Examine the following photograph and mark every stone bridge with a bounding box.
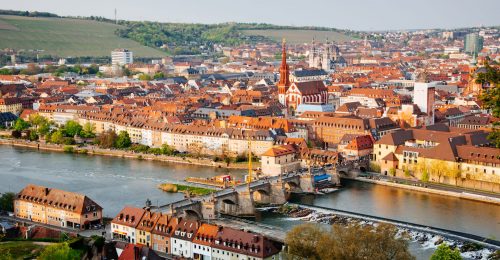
[157,173,315,220]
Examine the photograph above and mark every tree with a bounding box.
[0,192,15,212]
[189,142,205,158]
[478,64,500,147]
[161,143,175,155]
[64,120,82,137]
[50,130,65,144]
[286,223,414,260]
[389,168,396,177]
[153,72,165,79]
[80,122,96,138]
[138,73,151,81]
[430,243,462,260]
[38,243,81,260]
[97,130,118,149]
[13,118,30,132]
[115,131,132,149]
[285,223,323,260]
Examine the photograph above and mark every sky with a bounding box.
[0,0,499,31]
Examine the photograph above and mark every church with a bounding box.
[278,40,328,115]
[308,39,347,71]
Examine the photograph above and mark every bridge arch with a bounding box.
[222,198,236,205]
[183,209,202,220]
[252,189,270,204]
[284,181,301,193]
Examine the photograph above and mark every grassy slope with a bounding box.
[242,29,356,44]
[0,15,165,57]
[0,241,47,259]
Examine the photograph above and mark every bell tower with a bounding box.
[278,38,290,106]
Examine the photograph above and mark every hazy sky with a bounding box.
[1,0,499,31]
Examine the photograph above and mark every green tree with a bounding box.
[478,64,500,147]
[115,131,132,148]
[13,118,30,131]
[153,72,165,79]
[80,122,96,138]
[0,192,15,212]
[430,243,462,260]
[38,243,81,260]
[138,73,151,81]
[64,120,82,137]
[161,143,175,155]
[50,130,65,144]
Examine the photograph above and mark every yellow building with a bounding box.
[0,98,22,116]
[372,128,500,192]
[14,184,103,229]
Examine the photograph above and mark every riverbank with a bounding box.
[346,176,500,205]
[271,204,500,259]
[0,138,250,170]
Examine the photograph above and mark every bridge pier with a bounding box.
[299,174,315,193]
[270,180,287,205]
[236,189,255,217]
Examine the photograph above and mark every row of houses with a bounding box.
[111,206,283,260]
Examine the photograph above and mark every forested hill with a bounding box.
[0,9,357,56]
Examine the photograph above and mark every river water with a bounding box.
[1,145,499,259]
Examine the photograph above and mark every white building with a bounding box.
[171,219,198,258]
[413,82,436,125]
[112,49,133,66]
[261,144,301,176]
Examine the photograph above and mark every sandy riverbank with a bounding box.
[0,138,250,170]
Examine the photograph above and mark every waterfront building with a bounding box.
[112,49,133,66]
[136,210,161,247]
[14,184,103,230]
[151,214,178,254]
[171,219,199,258]
[0,97,23,116]
[111,206,146,244]
[192,223,219,260]
[373,127,500,192]
[261,144,301,176]
[211,226,282,260]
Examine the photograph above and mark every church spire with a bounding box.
[278,38,290,87]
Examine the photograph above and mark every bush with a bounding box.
[369,162,381,173]
[78,149,88,154]
[63,137,75,145]
[129,144,150,153]
[63,146,74,153]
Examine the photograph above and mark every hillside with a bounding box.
[241,29,356,44]
[0,15,165,58]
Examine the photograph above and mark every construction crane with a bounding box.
[247,133,252,185]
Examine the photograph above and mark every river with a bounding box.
[1,145,499,259]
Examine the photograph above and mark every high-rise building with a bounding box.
[111,48,133,66]
[464,33,484,54]
[413,82,436,125]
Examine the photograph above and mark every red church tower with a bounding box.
[278,39,290,105]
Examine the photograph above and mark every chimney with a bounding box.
[44,187,50,196]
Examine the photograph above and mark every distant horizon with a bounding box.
[0,0,499,31]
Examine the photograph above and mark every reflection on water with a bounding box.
[0,146,244,216]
